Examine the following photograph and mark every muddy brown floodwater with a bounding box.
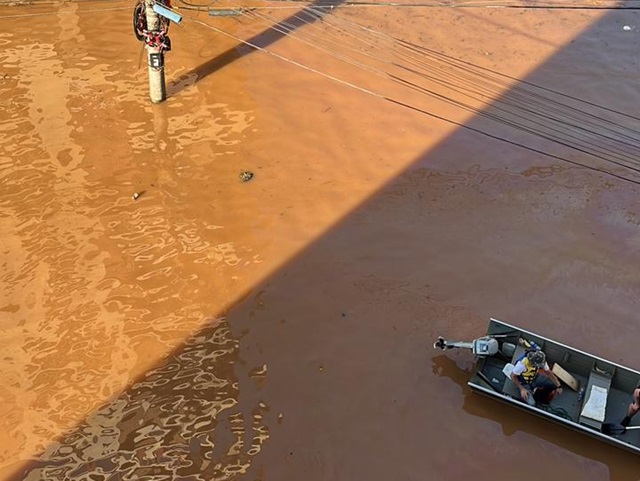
[2,0,640,480]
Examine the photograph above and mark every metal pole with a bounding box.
[145,0,166,103]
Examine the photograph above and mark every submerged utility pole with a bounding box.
[145,0,166,103]
[133,0,180,102]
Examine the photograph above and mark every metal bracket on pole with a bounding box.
[152,3,182,24]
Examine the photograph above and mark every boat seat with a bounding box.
[579,369,613,430]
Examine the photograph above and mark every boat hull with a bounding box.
[465,318,640,455]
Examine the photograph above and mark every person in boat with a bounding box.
[510,350,563,406]
[621,381,640,427]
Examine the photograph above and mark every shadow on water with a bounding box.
[170,0,345,96]
[432,354,640,481]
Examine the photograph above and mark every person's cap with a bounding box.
[527,350,546,368]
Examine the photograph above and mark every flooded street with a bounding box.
[2,0,640,480]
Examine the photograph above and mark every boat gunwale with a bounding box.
[489,317,640,377]
[468,381,640,454]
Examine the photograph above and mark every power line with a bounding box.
[231,5,640,171]
[7,0,639,185]
[253,0,640,10]
[185,11,640,186]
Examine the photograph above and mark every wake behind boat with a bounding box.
[435,318,640,455]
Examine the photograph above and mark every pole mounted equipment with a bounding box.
[133,0,173,102]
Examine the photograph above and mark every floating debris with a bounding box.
[239,171,254,182]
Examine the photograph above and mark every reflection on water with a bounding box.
[13,320,268,481]
[432,354,640,481]
[0,5,262,475]
[129,99,254,154]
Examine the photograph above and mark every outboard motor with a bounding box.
[434,335,499,357]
